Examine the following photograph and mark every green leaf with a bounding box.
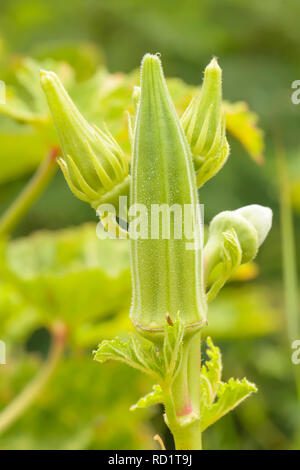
[0,122,49,185]
[200,337,222,405]
[0,57,75,125]
[94,316,185,383]
[94,335,163,380]
[0,354,154,450]
[201,377,257,432]
[0,281,40,342]
[0,223,131,338]
[200,337,257,432]
[130,384,163,411]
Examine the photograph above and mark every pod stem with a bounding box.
[0,147,59,238]
[164,332,202,450]
[171,417,202,450]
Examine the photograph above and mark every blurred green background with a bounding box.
[0,0,299,450]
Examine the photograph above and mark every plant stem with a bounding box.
[275,139,300,399]
[0,147,59,238]
[164,332,202,450]
[276,144,299,340]
[171,417,202,450]
[0,321,66,435]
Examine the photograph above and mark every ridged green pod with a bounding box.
[130,54,207,340]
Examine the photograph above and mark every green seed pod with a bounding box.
[181,58,229,187]
[204,204,272,285]
[40,70,130,212]
[130,54,207,341]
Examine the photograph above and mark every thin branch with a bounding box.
[0,147,59,238]
[0,321,67,435]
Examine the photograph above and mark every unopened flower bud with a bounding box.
[40,70,130,212]
[234,204,273,247]
[181,58,229,187]
[204,205,272,290]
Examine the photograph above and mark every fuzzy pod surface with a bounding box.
[130,54,207,340]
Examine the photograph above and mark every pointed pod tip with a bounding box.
[205,57,222,79]
[140,53,165,92]
[40,69,55,81]
[141,53,163,76]
[142,53,162,66]
[207,56,221,69]
[40,69,59,90]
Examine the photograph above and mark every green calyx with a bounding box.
[130,54,207,340]
[181,58,229,187]
[40,70,130,211]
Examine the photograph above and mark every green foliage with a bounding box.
[95,316,185,383]
[200,338,257,431]
[0,281,39,342]
[201,377,257,432]
[0,354,155,450]
[0,223,131,344]
[0,124,49,185]
[103,335,257,438]
[0,58,61,124]
[201,337,222,403]
[94,336,163,380]
[130,385,163,412]
[224,101,264,165]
